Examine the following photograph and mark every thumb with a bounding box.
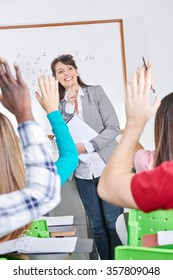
[35,91,42,104]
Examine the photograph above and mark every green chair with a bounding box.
[115,245,173,260]
[115,209,173,260]
[128,209,173,247]
[25,219,50,238]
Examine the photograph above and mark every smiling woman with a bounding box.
[50,53,124,260]
[51,54,88,102]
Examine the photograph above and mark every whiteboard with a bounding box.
[0,20,126,134]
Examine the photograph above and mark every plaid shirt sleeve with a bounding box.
[0,121,61,238]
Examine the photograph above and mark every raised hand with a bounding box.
[125,64,160,128]
[66,84,78,105]
[36,75,59,113]
[76,143,87,154]
[0,58,33,123]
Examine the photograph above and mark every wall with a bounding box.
[0,0,172,148]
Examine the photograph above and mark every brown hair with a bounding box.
[154,92,173,167]
[51,54,89,101]
[0,113,30,242]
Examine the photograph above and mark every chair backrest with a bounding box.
[128,209,173,246]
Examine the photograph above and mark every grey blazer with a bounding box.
[60,85,120,163]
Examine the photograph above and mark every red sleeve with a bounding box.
[131,161,173,212]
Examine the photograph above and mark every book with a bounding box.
[142,231,173,247]
[157,230,173,246]
[0,236,77,255]
[49,226,76,237]
[37,216,74,227]
[141,234,158,247]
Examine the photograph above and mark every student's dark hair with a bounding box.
[51,54,89,101]
[154,92,173,167]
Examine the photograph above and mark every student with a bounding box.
[0,58,59,241]
[36,75,78,186]
[134,92,173,173]
[97,63,173,213]
[115,92,173,245]
[51,54,123,260]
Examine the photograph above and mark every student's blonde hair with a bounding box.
[0,113,30,242]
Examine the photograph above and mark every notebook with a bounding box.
[142,234,158,247]
[142,231,173,247]
[37,216,74,227]
[0,236,77,254]
[66,115,98,162]
[157,230,173,246]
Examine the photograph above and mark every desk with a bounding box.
[49,179,98,260]
[1,238,93,260]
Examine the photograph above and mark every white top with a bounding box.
[65,87,105,179]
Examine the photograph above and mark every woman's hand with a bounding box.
[66,85,78,105]
[76,143,87,154]
[36,75,59,114]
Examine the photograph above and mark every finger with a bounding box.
[35,91,42,103]
[67,91,75,99]
[0,62,4,81]
[0,88,2,102]
[136,66,140,76]
[151,73,155,87]
[14,63,23,85]
[1,59,15,84]
[74,89,78,98]
[138,66,145,96]
[132,72,138,96]
[0,61,9,88]
[48,75,54,95]
[54,79,59,98]
[144,65,152,97]
[38,76,46,97]
[43,75,50,94]
[126,81,132,100]
[146,60,152,69]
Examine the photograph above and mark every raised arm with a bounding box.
[0,58,60,238]
[36,76,78,185]
[97,64,160,209]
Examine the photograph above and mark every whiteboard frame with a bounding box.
[0,19,127,91]
[0,19,127,132]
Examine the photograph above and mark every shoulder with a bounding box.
[134,150,155,173]
[83,85,104,93]
[84,85,106,100]
[131,160,173,211]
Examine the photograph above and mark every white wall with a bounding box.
[0,0,173,149]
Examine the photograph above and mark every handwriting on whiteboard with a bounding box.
[14,51,95,98]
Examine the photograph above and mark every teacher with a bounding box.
[51,54,123,260]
